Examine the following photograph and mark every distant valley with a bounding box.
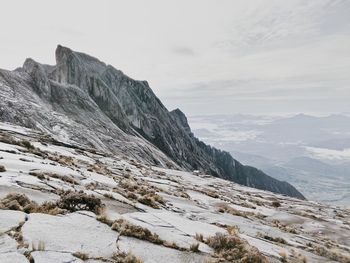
[189,114,350,208]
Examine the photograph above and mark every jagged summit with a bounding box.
[0,45,305,199]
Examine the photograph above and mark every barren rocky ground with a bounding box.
[0,122,349,263]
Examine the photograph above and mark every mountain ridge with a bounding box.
[0,45,304,199]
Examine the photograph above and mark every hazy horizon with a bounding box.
[1,0,349,116]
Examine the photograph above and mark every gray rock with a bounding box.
[0,45,304,199]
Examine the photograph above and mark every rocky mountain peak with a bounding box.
[170,108,192,134]
[0,45,305,199]
[55,44,73,65]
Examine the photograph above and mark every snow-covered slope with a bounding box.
[0,123,348,263]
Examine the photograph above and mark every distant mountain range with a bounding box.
[189,114,350,207]
[0,45,304,199]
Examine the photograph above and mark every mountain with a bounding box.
[0,123,348,263]
[0,45,304,199]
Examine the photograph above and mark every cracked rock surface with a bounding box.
[0,123,348,263]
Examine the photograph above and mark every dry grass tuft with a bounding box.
[195,233,204,242]
[206,232,267,263]
[48,155,76,167]
[138,193,165,209]
[173,189,190,199]
[257,232,287,245]
[271,220,299,234]
[0,191,103,215]
[29,171,79,185]
[73,252,89,261]
[201,189,219,199]
[190,243,200,252]
[111,219,163,245]
[279,250,287,262]
[216,203,248,218]
[312,244,350,263]
[96,213,114,227]
[0,193,63,215]
[271,201,281,207]
[0,165,6,172]
[87,162,112,175]
[111,251,144,263]
[57,190,103,214]
[118,179,165,208]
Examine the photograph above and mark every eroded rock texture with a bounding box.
[0,45,304,199]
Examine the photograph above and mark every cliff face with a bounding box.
[0,45,304,199]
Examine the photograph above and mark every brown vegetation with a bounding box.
[57,190,103,214]
[111,219,163,245]
[257,232,288,245]
[0,165,6,172]
[271,201,281,207]
[29,171,79,185]
[206,232,267,263]
[190,243,200,252]
[0,193,63,215]
[216,203,266,219]
[111,251,144,263]
[73,252,89,261]
[118,179,165,208]
[0,191,103,215]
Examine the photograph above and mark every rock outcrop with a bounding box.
[0,123,348,263]
[0,45,304,199]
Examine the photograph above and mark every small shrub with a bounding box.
[111,219,163,245]
[272,201,281,207]
[190,243,200,252]
[0,165,6,172]
[195,233,204,242]
[1,192,104,215]
[312,244,350,263]
[73,252,89,261]
[0,193,64,215]
[57,190,103,214]
[202,189,219,198]
[97,214,114,227]
[112,251,143,263]
[257,232,287,244]
[29,171,79,185]
[138,194,162,209]
[206,232,267,263]
[126,192,138,200]
[119,179,165,208]
[50,173,79,185]
[20,140,35,150]
[279,250,287,262]
[0,193,35,211]
[175,191,190,199]
[216,203,246,217]
[103,193,115,199]
[164,241,180,250]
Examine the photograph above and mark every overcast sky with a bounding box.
[1,0,349,116]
